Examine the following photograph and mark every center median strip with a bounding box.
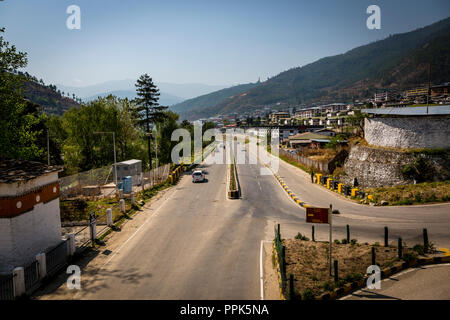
[272,171,312,209]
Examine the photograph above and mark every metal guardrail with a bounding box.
[24,260,40,293]
[0,274,15,300]
[46,240,69,276]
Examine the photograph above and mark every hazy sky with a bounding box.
[1,0,449,87]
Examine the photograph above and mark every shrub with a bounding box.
[301,288,315,300]
[413,244,425,255]
[341,239,348,244]
[374,242,380,247]
[323,281,334,292]
[311,275,318,281]
[334,239,340,244]
[73,198,88,211]
[402,252,418,264]
[344,273,363,283]
[350,239,358,245]
[295,233,310,241]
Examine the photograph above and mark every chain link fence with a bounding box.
[60,165,113,199]
[60,163,171,199]
[142,164,170,189]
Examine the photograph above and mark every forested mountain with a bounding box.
[181,17,450,120]
[170,82,261,120]
[22,78,80,115]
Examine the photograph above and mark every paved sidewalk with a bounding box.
[341,263,450,300]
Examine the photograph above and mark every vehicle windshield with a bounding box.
[193,172,202,176]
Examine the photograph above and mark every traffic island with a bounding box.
[272,228,449,300]
[228,157,240,199]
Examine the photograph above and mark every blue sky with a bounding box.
[1,0,449,87]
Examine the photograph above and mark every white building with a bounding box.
[114,159,143,186]
[0,159,63,274]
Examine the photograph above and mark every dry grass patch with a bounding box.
[284,239,411,298]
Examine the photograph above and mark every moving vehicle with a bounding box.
[192,170,206,183]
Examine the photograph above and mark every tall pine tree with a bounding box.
[134,74,167,169]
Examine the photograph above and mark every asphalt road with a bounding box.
[39,137,449,300]
[66,141,302,299]
[256,146,450,249]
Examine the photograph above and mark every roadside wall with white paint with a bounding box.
[364,115,450,149]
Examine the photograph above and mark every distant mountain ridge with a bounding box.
[84,90,184,106]
[170,82,261,120]
[58,80,229,101]
[180,17,450,120]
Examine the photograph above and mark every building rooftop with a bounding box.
[361,106,450,116]
[0,158,62,184]
[116,159,142,166]
[288,132,330,140]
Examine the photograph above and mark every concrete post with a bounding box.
[131,192,135,206]
[13,267,25,297]
[66,234,75,256]
[36,253,46,280]
[119,189,124,199]
[106,208,113,227]
[120,199,125,213]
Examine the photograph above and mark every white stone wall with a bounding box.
[364,116,450,149]
[0,172,58,197]
[0,198,62,273]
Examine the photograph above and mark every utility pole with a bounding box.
[47,129,50,165]
[93,132,117,189]
[154,124,158,169]
[426,63,431,114]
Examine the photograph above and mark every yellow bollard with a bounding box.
[169,175,173,184]
[316,173,322,184]
[338,183,344,193]
[327,178,333,189]
[351,188,359,197]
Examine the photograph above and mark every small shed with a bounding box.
[113,159,142,186]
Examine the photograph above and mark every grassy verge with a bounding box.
[365,180,450,206]
[230,163,237,190]
[267,146,313,174]
[60,179,173,223]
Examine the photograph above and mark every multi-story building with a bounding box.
[269,111,290,124]
[431,82,450,96]
[324,103,347,113]
[374,91,398,102]
[405,87,428,98]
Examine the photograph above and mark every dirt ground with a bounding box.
[284,239,410,298]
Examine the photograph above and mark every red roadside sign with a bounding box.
[306,207,329,224]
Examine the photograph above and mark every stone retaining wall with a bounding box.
[365,115,450,149]
[340,145,450,188]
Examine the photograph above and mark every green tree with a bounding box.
[157,111,180,165]
[0,27,47,160]
[346,110,366,137]
[134,74,168,169]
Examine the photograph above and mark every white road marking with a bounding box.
[260,240,268,300]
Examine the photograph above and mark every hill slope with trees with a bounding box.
[181,17,450,120]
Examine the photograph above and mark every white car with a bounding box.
[192,170,205,183]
